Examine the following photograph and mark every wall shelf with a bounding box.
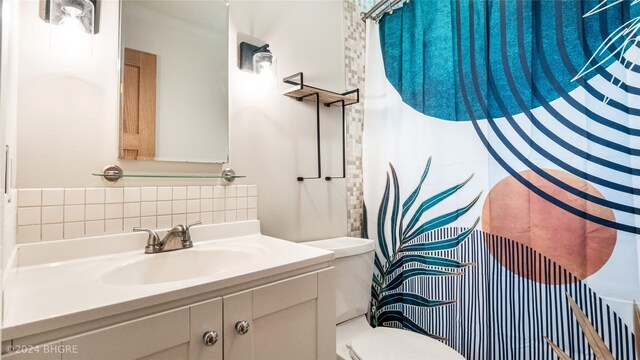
[92,166,243,183]
[282,72,359,182]
[283,79,359,108]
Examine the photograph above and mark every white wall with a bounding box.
[122,1,228,163]
[14,0,348,242]
[228,0,348,241]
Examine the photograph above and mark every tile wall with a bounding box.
[344,0,372,237]
[16,185,258,243]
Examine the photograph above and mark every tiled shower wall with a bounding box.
[344,0,372,237]
[16,185,258,243]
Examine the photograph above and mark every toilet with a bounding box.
[304,237,464,360]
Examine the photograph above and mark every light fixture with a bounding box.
[40,0,99,35]
[239,42,276,75]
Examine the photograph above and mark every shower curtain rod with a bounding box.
[361,0,408,22]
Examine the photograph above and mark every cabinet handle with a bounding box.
[235,320,250,335]
[202,330,219,346]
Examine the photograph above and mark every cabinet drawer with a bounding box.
[61,307,189,360]
[252,271,318,318]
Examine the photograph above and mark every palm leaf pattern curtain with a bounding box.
[363,0,640,359]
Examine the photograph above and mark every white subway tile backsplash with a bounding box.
[187,199,200,213]
[225,210,237,222]
[124,187,141,203]
[158,201,173,215]
[86,188,105,204]
[105,219,123,234]
[64,188,85,205]
[85,220,105,236]
[42,206,63,224]
[172,187,187,200]
[124,202,141,218]
[172,214,187,226]
[201,186,213,199]
[141,202,157,216]
[15,184,258,242]
[18,207,41,226]
[42,223,63,241]
[187,186,200,199]
[172,200,187,214]
[157,187,172,201]
[18,225,41,243]
[141,187,157,201]
[123,217,140,231]
[225,198,237,210]
[201,199,213,212]
[157,201,172,215]
[213,186,225,198]
[213,198,225,211]
[64,222,85,239]
[18,189,42,207]
[157,215,172,229]
[140,216,156,229]
[105,188,124,203]
[237,197,248,210]
[225,185,237,198]
[213,211,225,224]
[236,209,248,221]
[201,212,213,224]
[64,205,85,222]
[105,203,123,219]
[42,188,64,206]
[187,213,200,224]
[85,204,105,220]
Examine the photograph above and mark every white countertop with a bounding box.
[2,221,334,340]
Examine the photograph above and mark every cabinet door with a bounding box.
[189,298,223,360]
[224,268,335,360]
[61,307,190,360]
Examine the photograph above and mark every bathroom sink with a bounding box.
[102,248,256,285]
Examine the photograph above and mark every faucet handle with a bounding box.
[181,221,202,245]
[186,221,202,231]
[133,227,158,237]
[133,227,160,252]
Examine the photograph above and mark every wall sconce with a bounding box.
[239,42,276,75]
[39,0,99,34]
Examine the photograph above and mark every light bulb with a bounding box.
[59,6,85,34]
[253,51,273,75]
[256,61,271,74]
[50,6,92,56]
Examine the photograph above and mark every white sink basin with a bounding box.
[102,248,257,285]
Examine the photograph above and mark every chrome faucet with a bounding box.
[134,221,202,254]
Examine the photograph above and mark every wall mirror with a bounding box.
[118,0,229,163]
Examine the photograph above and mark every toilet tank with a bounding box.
[304,237,375,324]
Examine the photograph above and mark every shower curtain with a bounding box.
[362,1,640,359]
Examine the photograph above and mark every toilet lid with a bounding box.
[347,326,464,360]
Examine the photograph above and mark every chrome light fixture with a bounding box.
[239,42,276,75]
[40,0,99,34]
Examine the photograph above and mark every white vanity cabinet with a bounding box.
[60,299,220,360]
[4,299,222,360]
[223,269,335,360]
[4,268,335,360]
